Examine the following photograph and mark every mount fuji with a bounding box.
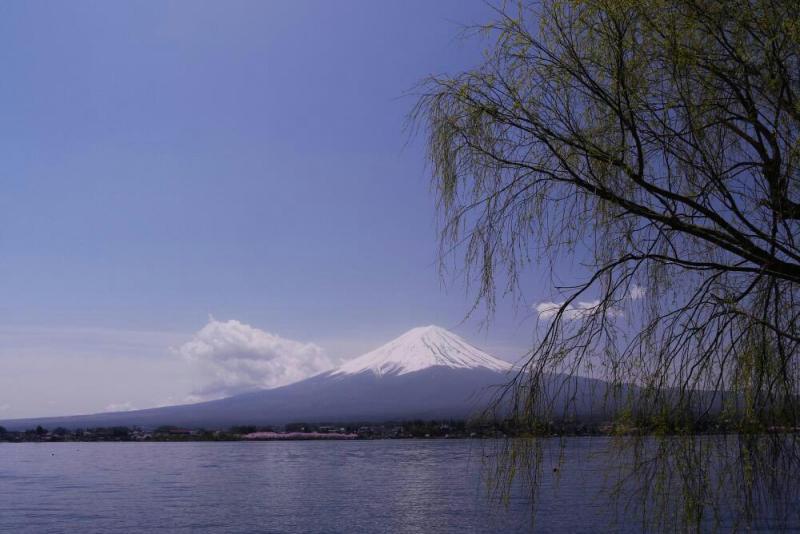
[1,326,604,430]
[331,325,513,377]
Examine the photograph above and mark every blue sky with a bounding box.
[0,0,565,418]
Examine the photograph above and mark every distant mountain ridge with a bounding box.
[0,325,613,431]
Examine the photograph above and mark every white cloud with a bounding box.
[176,318,335,399]
[105,402,135,412]
[629,284,646,300]
[535,299,622,321]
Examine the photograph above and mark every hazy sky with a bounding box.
[0,0,575,419]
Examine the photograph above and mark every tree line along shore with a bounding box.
[2,415,797,443]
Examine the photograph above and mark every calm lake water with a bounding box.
[0,437,797,532]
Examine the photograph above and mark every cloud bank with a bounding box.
[536,300,601,320]
[629,284,646,300]
[176,318,335,399]
[535,283,648,321]
[105,402,135,412]
[535,299,624,321]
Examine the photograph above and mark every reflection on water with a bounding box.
[489,433,800,532]
[615,434,800,531]
[0,437,797,532]
[0,440,532,533]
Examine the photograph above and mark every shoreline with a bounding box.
[2,429,797,444]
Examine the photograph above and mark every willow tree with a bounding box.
[415,0,800,429]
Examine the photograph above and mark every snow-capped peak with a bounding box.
[331,325,514,377]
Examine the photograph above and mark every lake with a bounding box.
[1,437,797,532]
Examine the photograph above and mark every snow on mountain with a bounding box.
[331,325,514,377]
